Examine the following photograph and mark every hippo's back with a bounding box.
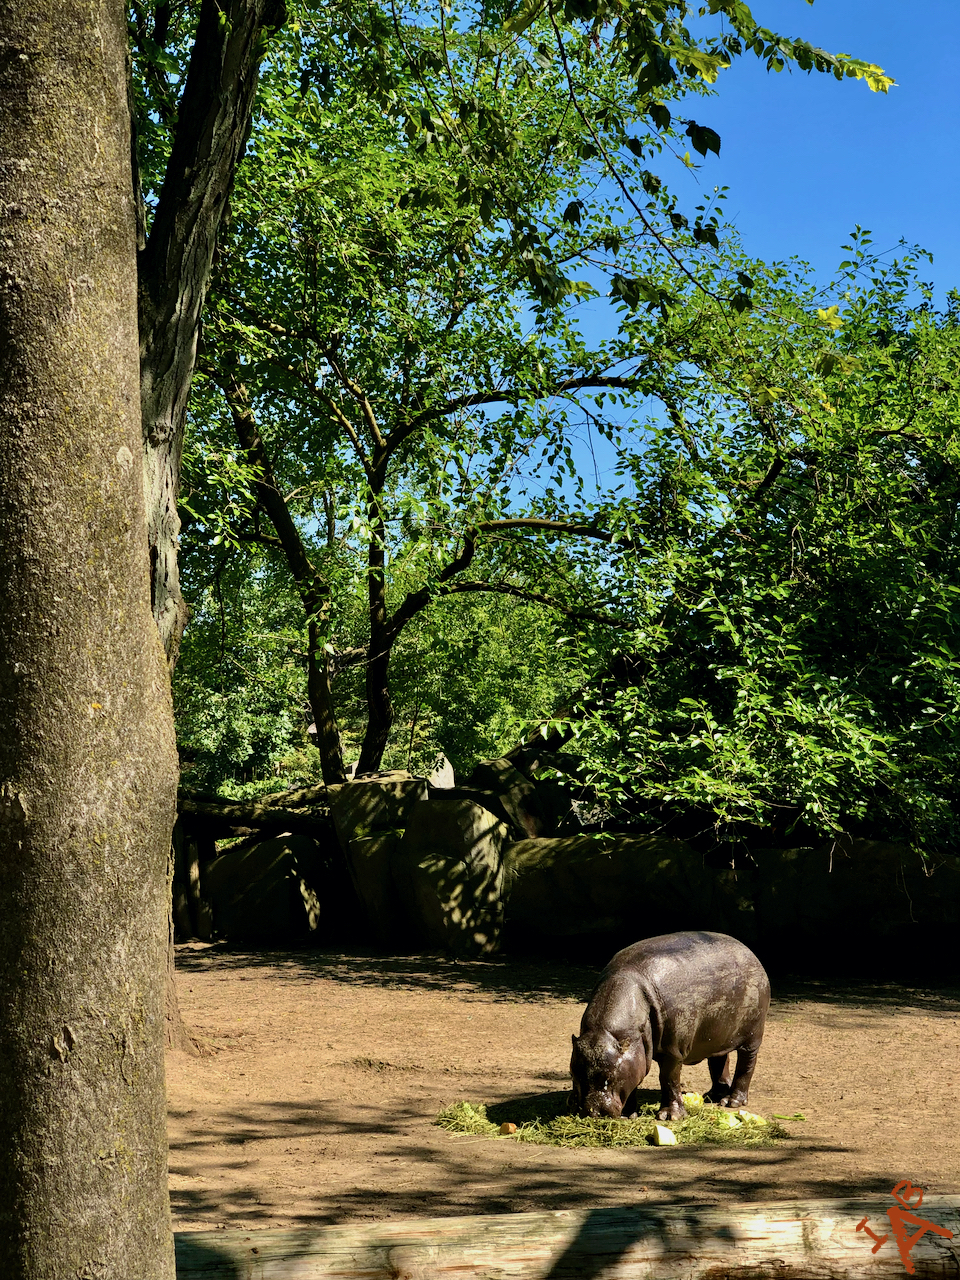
[604,930,763,983]
[595,931,770,1045]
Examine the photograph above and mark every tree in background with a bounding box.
[182,6,666,784]
[177,0,893,791]
[562,240,960,855]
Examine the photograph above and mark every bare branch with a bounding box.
[386,513,642,643]
[327,355,386,451]
[475,517,640,549]
[384,374,640,461]
[438,580,633,628]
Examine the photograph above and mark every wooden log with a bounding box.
[178,782,334,811]
[177,797,331,836]
[174,1197,960,1279]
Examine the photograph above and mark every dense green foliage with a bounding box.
[141,0,960,858]
[564,245,960,852]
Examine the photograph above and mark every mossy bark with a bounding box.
[0,2,179,1275]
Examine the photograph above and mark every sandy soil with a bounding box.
[166,944,960,1233]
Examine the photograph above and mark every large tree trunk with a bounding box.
[357,636,394,774]
[173,1198,960,1280]
[357,490,394,774]
[0,1,179,1275]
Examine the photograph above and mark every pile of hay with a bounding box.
[435,1093,788,1149]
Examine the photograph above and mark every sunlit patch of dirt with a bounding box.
[167,944,960,1231]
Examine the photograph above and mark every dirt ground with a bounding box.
[166,944,960,1233]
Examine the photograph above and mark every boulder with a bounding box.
[330,772,428,849]
[428,755,456,788]
[393,795,508,956]
[461,757,544,838]
[346,832,404,948]
[201,834,330,944]
[330,773,429,939]
[504,747,586,834]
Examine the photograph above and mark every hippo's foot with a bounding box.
[656,1102,686,1122]
[708,1091,748,1109]
[705,1086,732,1107]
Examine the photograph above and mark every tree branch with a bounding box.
[216,373,347,784]
[385,515,642,643]
[475,517,639,549]
[384,374,640,462]
[327,355,386,451]
[437,580,633,628]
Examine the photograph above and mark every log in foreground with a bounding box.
[175,1197,960,1279]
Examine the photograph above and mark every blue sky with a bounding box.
[528,5,958,504]
[670,0,959,298]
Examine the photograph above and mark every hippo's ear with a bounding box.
[571,1033,578,1048]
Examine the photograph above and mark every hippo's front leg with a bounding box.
[656,1057,686,1121]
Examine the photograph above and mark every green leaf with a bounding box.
[562,200,584,226]
[503,0,547,35]
[685,121,721,157]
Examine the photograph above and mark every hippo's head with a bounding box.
[570,1030,647,1119]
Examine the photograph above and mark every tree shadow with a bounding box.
[174,944,960,1014]
[771,975,960,1017]
[168,1091,899,1231]
[174,942,599,1003]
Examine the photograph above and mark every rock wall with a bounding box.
[202,834,329,945]
[502,832,960,968]
[188,757,960,970]
[331,772,507,955]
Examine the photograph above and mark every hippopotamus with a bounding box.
[570,931,770,1122]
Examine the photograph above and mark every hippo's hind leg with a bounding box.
[725,1043,760,1108]
[705,1053,734,1105]
[707,1045,760,1108]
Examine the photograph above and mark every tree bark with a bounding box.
[138,0,286,666]
[357,634,394,775]
[173,1198,960,1280]
[0,1,179,1273]
[357,480,394,774]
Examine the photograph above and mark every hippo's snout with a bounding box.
[582,1090,623,1119]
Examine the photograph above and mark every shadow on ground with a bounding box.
[174,944,599,1003]
[167,1089,900,1230]
[175,943,960,1013]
